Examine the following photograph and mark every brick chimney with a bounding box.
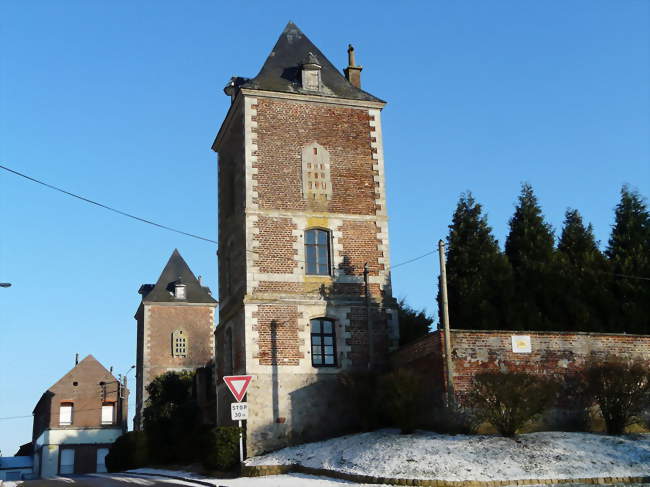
[343,44,363,88]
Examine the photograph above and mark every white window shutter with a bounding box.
[59,404,72,425]
[101,404,114,424]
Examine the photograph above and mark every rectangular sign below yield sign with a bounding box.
[231,402,248,421]
[223,375,253,402]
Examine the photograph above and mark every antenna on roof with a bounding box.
[75,353,79,366]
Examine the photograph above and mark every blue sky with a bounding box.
[1,0,648,455]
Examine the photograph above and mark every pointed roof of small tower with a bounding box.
[140,249,217,304]
[239,21,383,103]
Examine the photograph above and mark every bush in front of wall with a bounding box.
[584,357,650,435]
[377,368,424,434]
[465,371,559,437]
[202,426,241,472]
[427,403,481,435]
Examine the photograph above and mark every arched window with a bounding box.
[310,318,336,367]
[172,330,188,358]
[305,228,330,275]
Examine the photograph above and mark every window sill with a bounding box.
[305,275,332,283]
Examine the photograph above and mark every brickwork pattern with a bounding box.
[254,99,377,214]
[393,330,650,399]
[253,216,298,274]
[253,305,304,365]
[337,220,383,276]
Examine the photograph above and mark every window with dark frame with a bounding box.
[305,228,330,275]
[310,318,336,367]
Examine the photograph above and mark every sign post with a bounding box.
[223,375,253,463]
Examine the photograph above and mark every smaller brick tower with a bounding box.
[134,249,217,429]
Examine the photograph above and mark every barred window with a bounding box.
[311,318,336,367]
[305,228,330,275]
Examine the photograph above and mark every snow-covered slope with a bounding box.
[246,430,650,481]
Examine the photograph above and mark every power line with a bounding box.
[0,164,217,244]
[4,165,646,281]
[1,163,437,272]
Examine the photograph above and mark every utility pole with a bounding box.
[364,263,373,370]
[438,240,454,406]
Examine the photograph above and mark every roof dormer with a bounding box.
[301,52,322,92]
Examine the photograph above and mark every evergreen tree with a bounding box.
[444,192,512,330]
[556,209,610,331]
[605,186,650,334]
[143,371,205,464]
[505,183,557,330]
[397,298,433,345]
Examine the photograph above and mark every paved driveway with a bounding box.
[21,472,392,487]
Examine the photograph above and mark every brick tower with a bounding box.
[134,249,217,429]
[213,22,398,454]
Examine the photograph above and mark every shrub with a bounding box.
[465,371,558,437]
[338,371,383,431]
[105,431,148,472]
[427,404,480,435]
[584,358,650,435]
[543,373,591,432]
[377,368,424,434]
[202,426,241,471]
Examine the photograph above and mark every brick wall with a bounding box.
[393,329,650,400]
[253,216,298,274]
[338,220,383,276]
[253,305,304,366]
[254,98,378,215]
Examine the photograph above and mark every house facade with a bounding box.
[31,355,127,478]
[134,249,218,429]
[213,22,399,454]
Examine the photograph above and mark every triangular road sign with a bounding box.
[223,375,252,402]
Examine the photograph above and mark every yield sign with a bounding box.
[223,375,252,402]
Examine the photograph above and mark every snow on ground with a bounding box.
[246,429,650,481]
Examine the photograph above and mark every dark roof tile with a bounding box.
[141,249,217,304]
[239,22,384,103]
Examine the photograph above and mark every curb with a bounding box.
[241,464,650,486]
[121,471,220,487]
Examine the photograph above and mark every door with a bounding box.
[59,449,75,475]
[96,448,109,473]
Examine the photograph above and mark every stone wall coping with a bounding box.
[242,463,650,486]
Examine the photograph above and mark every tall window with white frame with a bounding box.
[310,318,336,367]
[305,228,330,275]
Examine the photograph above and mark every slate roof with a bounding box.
[237,21,384,103]
[140,249,216,304]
